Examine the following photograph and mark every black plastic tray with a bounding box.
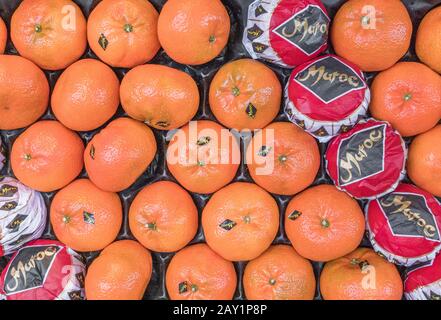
[1,0,440,300]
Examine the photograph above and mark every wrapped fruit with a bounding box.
[243,0,329,68]
[0,239,86,300]
[325,119,406,199]
[366,183,441,267]
[0,136,5,171]
[0,177,47,257]
[285,54,369,142]
[404,253,441,300]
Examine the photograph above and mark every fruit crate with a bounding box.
[0,0,440,300]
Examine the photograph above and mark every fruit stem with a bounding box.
[190,284,198,292]
[232,87,240,97]
[34,24,42,33]
[321,218,330,228]
[403,93,412,101]
[361,16,370,26]
[146,222,157,231]
[209,35,216,43]
[243,215,251,224]
[124,23,133,33]
[269,278,276,286]
[24,154,32,161]
[62,215,71,224]
[278,155,288,163]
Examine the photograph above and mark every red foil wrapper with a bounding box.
[0,239,85,300]
[405,253,441,300]
[366,183,441,267]
[243,0,329,68]
[285,54,369,142]
[325,119,406,199]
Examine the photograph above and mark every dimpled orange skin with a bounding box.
[285,185,365,262]
[120,64,199,131]
[370,62,441,137]
[11,121,84,192]
[320,248,403,300]
[416,7,441,74]
[0,17,6,53]
[331,0,412,72]
[407,125,441,197]
[87,0,160,68]
[50,179,122,252]
[52,59,120,132]
[158,0,230,65]
[243,245,316,300]
[129,181,198,253]
[246,122,320,195]
[84,117,157,192]
[209,59,281,130]
[166,243,237,300]
[11,0,87,70]
[166,120,240,194]
[202,182,279,261]
[0,55,49,130]
[85,240,152,300]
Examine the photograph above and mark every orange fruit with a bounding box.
[129,181,198,253]
[320,247,403,300]
[84,117,157,192]
[11,0,87,70]
[243,245,316,300]
[416,6,441,73]
[0,54,49,130]
[50,179,122,252]
[158,0,230,65]
[166,243,237,300]
[370,62,441,137]
[407,125,441,197]
[166,120,240,194]
[51,58,120,132]
[87,0,160,68]
[120,64,199,130]
[284,184,365,262]
[202,182,279,261]
[209,59,281,130]
[246,122,320,195]
[11,120,84,192]
[85,240,152,300]
[331,0,412,72]
[0,17,6,53]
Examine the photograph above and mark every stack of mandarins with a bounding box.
[2,0,441,302]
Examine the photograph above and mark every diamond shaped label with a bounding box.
[294,56,366,104]
[272,4,329,56]
[378,192,441,241]
[337,124,386,186]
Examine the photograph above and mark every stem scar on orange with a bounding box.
[284,184,365,262]
[246,122,320,195]
[129,181,198,253]
[158,0,230,65]
[84,117,157,192]
[11,0,87,70]
[50,179,122,252]
[202,182,279,261]
[370,62,441,137]
[243,245,316,300]
[120,64,199,131]
[166,243,237,300]
[87,0,160,68]
[209,59,281,130]
[320,247,403,300]
[11,120,84,192]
